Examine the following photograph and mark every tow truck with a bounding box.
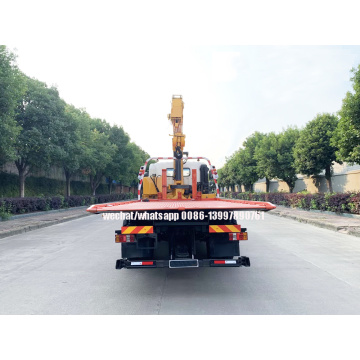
[87,95,276,269]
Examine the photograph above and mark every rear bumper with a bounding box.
[116,256,250,269]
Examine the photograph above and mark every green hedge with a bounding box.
[0,172,108,197]
[221,191,360,215]
[0,193,136,219]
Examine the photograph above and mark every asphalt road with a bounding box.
[1,212,360,315]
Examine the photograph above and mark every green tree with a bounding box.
[79,115,149,195]
[123,142,149,187]
[219,157,237,191]
[88,117,112,134]
[254,132,277,192]
[276,127,300,192]
[105,125,131,194]
[14,76,67,197]
[255,128,300,192]
[217,166,226,189]
[227,155,242,192]
[294,113,339,192]
[58,105,92,196]
[82,128,117,195]
[218,162,235,191]
[332,64,360,165]
[0,46,26,164]
[231,132,265,192]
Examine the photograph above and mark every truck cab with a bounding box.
[142,160,215,199]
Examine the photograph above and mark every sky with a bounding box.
[3,1,360,169]
[8,44,360,169]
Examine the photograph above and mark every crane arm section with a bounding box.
[168,95,185,158]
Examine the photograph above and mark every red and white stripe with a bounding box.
[130,261,154,266]
[213,260,237,265]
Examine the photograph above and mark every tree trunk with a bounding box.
[15,159,29,198]
[245,183,253,192]
[90,174,96,196]
[325,164,333,193]
[90,173,103,196]
[64,169,71,197]
[108,178,113,194]
[19,170,25,198]
[288,184,294,193]
[265,178,270,192]
[285,179,295,193]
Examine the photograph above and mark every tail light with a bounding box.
[115,234,135,243]
[229,232,248,241]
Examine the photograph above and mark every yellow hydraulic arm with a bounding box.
[168,95,185,159]
[141,95,216,200]
[168,95,185,187]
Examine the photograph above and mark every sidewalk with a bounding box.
[0,207,91,239]
[268,205,360,237]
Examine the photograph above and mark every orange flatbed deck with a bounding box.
[87,198,276,213]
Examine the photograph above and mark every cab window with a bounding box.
[166,168,191,177]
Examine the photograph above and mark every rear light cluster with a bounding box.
[115,234,135,243]
[214,260,236,265]
[229,232,248,241]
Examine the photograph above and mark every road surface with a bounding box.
[1,212,360,314]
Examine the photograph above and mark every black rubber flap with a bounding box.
[169,259,199,268]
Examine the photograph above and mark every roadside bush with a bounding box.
[0,192,137,216]
[223,191,360,215]
[0,200,13,220]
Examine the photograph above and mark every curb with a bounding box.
[268,210,360,238]
[0,212,92,239]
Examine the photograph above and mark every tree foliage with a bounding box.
[218,162,234,190]
[0,47,151,198]
[294,113,339,192]
[14,76,67,197]
[332,65,360,165]
[276,127,300,192]
[82,128,117,196]
[123,142,149,187]
[232,132,264,191]
[254,132,277,191]
[57,105,92,196]
[0,46,26,164]
[218,157,237,191]
[105,124,131,193]
[255,128,300,192]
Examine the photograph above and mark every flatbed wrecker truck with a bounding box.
[87,95,276,269]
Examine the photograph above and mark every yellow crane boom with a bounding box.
[168,95,185,158]
[168,95,186,188]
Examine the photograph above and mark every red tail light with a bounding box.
[115,234,135,243]
[229,232,248,241]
